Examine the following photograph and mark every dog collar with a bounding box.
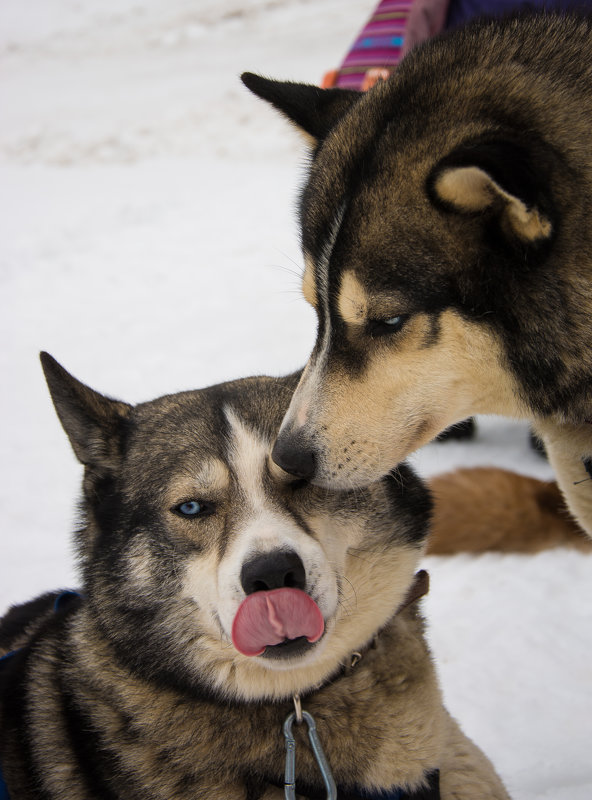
[338,569,430,678]
[268,768,440,800]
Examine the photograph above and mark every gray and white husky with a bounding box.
[0,354,509,799]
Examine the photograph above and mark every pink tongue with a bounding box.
[231,588,325,657]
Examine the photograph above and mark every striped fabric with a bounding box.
[323,1,413,90]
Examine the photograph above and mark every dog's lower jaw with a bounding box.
[199,624,340,703]
[260,636,319,661]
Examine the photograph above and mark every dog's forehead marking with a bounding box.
[289,236,342,433]
[318,204,345,291]
[194,458,230,492]
[295,204,347,423]
[302,202,345,313]
[337,271,411,328]
[224,406,270,505]
[337,270,369,326]
[288,203,367,433]
[167,458,230,503]
[291,292,333,432]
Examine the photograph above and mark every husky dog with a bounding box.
[0,354,509,799]
[242,13,592,536]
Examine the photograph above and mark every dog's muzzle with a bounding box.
[232,550,324,658]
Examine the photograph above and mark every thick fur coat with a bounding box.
[242,13,592,536]
[0,355,509,799]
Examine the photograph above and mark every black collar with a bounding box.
[252,768,440,800]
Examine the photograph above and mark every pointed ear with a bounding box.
[429,139,554,244]
[241,72,361,142]
[40,352,132,471]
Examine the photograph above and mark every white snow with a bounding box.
[0,2,590,797]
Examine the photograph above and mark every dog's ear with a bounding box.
[40,352,132,472]
[241,72,360,142]
[428,139,554,244]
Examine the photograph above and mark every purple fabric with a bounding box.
[335,0,413,89]
[447,0,592,29]
[402,0,450,55]
[331,0,592,91]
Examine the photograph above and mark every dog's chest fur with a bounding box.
[1,604,442,799]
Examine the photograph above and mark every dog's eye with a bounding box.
[172,500,213,518]
[368,315,407,337]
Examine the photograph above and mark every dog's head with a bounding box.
[240,15,592,489]
[41,353,430,702]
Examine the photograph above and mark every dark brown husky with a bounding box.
[242,13,592,537]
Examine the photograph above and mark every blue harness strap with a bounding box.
[0,765,9,800]
[0,652,17,669]
[52,590,81,613]
[0,649,16,800]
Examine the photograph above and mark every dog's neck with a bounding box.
[344,568,429,669]
[302,569,430,694]
[282,571,432,800]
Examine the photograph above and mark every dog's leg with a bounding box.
[438,712,511,800]
[536,420,592,539]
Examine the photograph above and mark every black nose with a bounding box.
[271,430,316,480]
[240,550,306,595]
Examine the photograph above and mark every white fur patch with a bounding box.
[316,203,345,304]
[224,406,269,510]
[182,408,339,668]
[284,206,347,436]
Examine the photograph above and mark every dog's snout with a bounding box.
[240,550,306,595]
[271,431,316,480]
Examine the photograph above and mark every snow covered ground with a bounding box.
[1,2,590,797]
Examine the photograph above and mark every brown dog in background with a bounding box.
[428,468,592,556]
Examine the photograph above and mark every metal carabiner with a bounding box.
[283,708,337,800]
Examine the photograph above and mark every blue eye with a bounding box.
[173,500,211,518]
[368,315,408,337]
